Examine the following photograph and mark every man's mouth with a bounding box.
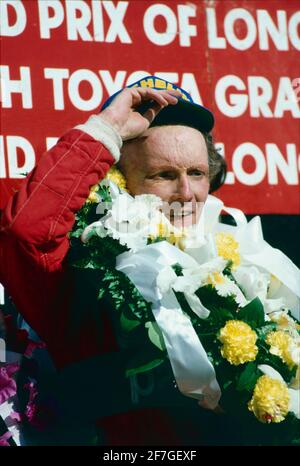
[172,211,193,218]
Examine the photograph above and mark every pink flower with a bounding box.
[24,340,46,358]
[7,411,22,425]
[23,382,58,431]
[0,431,12,446]
[0,363,19,405]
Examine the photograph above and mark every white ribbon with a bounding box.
[116,242,221,409]
[204,195,300,319]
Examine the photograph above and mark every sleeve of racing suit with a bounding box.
[0,116,121,351]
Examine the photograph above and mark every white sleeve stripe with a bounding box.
[75,115,123,162]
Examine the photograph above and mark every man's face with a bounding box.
[119,125,210,227]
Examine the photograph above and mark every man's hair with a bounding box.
[201,132,227,193]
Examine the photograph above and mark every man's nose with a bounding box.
[176,174,193,202]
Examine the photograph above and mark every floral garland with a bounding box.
[68,167,300,445]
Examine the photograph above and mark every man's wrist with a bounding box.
[75,115,123,162]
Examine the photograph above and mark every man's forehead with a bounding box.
[141,126,207,167]
[137,125,203,152]
[144,124,202,139]
[120,125,208,172]
[145,125,205,151]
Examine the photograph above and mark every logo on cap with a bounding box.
[129,76,192,103]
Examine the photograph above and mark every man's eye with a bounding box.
[157,172,175,179]
[189,170,205,177]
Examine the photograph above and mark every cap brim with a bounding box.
[150,100,214,133]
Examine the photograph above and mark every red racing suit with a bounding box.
[0,129,116,367]
[0,127,187,445]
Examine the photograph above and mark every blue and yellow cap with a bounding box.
[101,75,214,133]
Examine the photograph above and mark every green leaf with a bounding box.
[256,322,277,339]
[145,321,166,351]
[238,297,265,328]
[236,362,260,392]
[196,285,238,315]
[223,380,233,390]
[97,288,105,300]
[257,344,296,383]
[124,338,166,377]
[211,307,234,326]
[172,263,183,276]
[69,228,84,239]
[120,313,141,333]
[125,358,165,378]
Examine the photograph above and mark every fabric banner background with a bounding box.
[1,0,299,213]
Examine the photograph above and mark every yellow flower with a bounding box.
[86,190,101,204]
[156,222,171,238]
[215,232,240,269]
[148,222,171,242]
[206,272,226,286]
[269,311,300,332]
[266,330,297,369]
[105,166,127,191]
[149,224,187,250]
[168,229,187,250]
[86,167,127,203]
[248,375,290,423]
[219,320,258,365]
[90,184,99,192]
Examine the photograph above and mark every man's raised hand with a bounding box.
[99,87,181,140]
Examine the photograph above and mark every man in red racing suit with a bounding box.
[0,85,226,445]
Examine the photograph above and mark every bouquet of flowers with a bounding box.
[68,168,300,445]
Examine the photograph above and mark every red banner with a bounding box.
[1,0,299,213]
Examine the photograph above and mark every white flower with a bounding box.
[267,279,300,320]
[233,265,290,314]
[106,194,166,251]
[82,192,167,252]
[269,310,300,339]
[171,257,227,296]
[258,364,285,382]
[156,265,210,319]
[288,389,300,419]
[264,298,286,314]
[268,275,282,296]
[107,193,160,226]
[210,274,247,306]
[289,366,300,390]
[81,220,108,243]
[175,256,246,305]
[290,344,300,367]
[179,222,206,252]
[233,265,270,302]
[156,257,248,320]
